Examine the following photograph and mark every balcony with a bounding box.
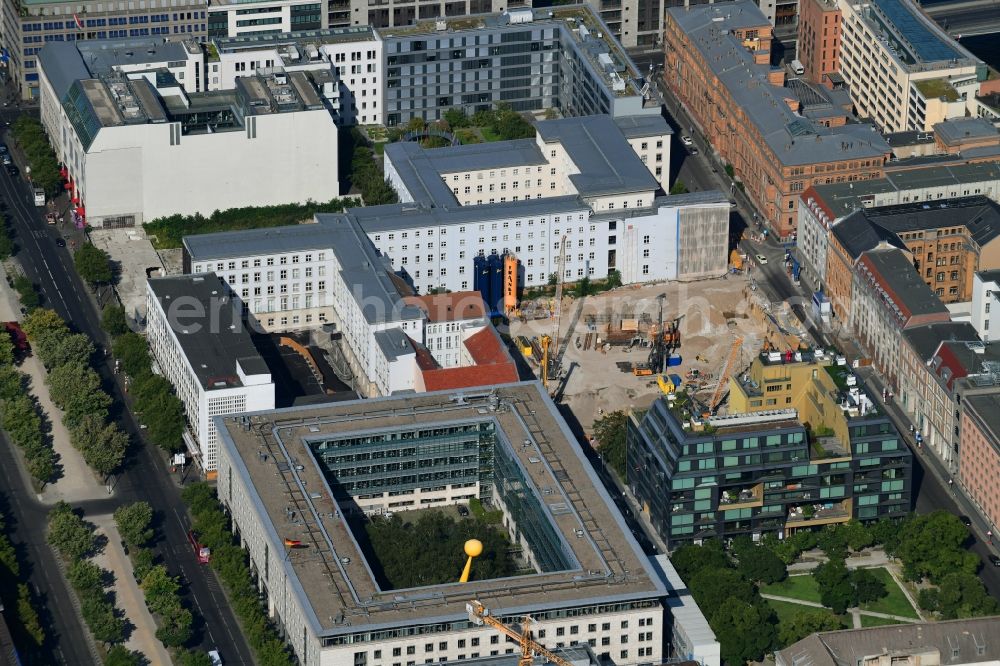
[810,434,851,462]
[719,483,764,510]
[786,498,853,529]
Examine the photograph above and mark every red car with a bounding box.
[188,530,211,564]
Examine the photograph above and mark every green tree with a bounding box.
[25,446,56,487]
[176,650,214,666]
[842,520,875,552]
[816,525,849,560]
[443,108,470,128]
[71,416,128,479]
[736,546,786,584]
[605,269,622,289]
[114,501,155,549]
[918,587,940,612]
[691,567,756,615]
[670,181,689,195]
[777,608,842,646]
[21,308,67,342]
[112,333,151,377]
[46,362,111,428]
[593,410,628,478]
[155,606,193,648]
[47,502,95,561]
[131,547,156,582]
[670,542,730,580]
[101,304,130,337]
[38,332,94,371]
[105,645,146,666]
[68,559,106,596]
[893,511,978,583]
[80,595,125,646]
[16,583,45,647]
[141,565,182,616]
[814,558,857,614]
[0,226,14,261]
[935,571,1000,619]
[137,389,186,452]
[851,568,887,604]
[74,243,113,285]
[574,276,593,297]
[709,598,776,665]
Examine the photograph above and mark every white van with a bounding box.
[790,59,805,75]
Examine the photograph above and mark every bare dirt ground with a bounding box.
[509,273,782,436]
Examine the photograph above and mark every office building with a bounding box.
[837,0,987,132]
[796,0,841,85]
[850,246,951,387]
[627,350,911,549]
[207,0,322,40]
[215,383,668,665]
[776,617,1000,666]
[663,0,890,239]
[971,270,1000,342]
[1,0,207,100]
[38,38,339,227]
[146,273,275,475]
[208,27,381,125]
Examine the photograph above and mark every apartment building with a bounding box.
[145,274,275,475]
[207,0,321,39]
[663,0,890,239]
[837,0,987,132]
[824,212,905,322]
[381,6,661,125]
[2,0,207,100]
[38,39,339,227]
[401,291,486,368]
[850,246,951,387]
[959,390,1000,531]
[796,0,840,85]
[628,350,911,549]
[215,383,669,666]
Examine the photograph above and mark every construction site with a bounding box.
[508,272,810,428]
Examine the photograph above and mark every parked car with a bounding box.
[1,154,11,166]
[457,505,469,517]
[960,515,972,527]
[55,238,66,248]
[5,165,17,177]
[681,136,693,146]
[208,649,222,666]
[755,254,768,265]
[0,144,9,154]
[690,147,699,155]
[989,555,1000,567]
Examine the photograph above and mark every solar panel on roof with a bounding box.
[873,0,963,63]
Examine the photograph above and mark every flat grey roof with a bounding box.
[349,197,592,233]
[419,138,546,174]
[215,383,665,636]
[147,273,271,390]
[213,26,375,52]
[183,216,424,326]
[965,394,1000,444]
[37,43,91,101]
[668,0,890,167]
[373,327,413,361]
[535,115,658,196]
[933,117,999,146]
[858,248,948,319]
[613,114,673,139]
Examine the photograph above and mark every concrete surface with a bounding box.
[90,514,173,665]
[88,228,166,323]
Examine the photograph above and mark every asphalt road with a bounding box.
[926,4,1000,35]
[0,117,255,663]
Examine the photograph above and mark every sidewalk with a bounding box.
[90,514,172,665]
[0,263,108,503]
[761,593,920,624]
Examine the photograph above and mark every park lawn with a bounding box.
[765,599,847,634]
[859,614,906,628]
[761,574,823,604]
[858,568,919,619]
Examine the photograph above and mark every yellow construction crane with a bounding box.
[467,600,573,666]
[707,336,744,414]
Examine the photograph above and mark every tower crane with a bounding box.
[549,234,568,389]
[467,600,573,666]
[706,336,744,415]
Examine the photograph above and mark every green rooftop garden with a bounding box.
[914,78,960,102]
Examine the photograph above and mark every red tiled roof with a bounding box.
[420,326,518,391]
[402,291,486,323]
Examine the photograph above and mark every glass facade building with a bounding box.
[627,395,912,550]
